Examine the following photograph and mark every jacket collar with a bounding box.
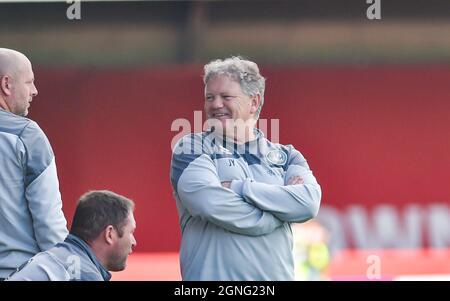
[65,234,112,281]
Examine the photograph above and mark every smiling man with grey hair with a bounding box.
[0,48,68,280]
[170,56,322,280]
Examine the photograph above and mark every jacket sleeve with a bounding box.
[170,135,283,236]
[230,145,321,223]
[5,252,70,281]
[20,121,68,251]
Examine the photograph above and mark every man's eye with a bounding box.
[205,96,214,101]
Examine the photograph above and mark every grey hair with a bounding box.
[203,56,266,118]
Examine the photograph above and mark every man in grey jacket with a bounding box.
[6,190,137,281]
[0,48,68,280]
[170,56,322,280]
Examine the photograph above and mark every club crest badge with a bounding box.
[266,150,287,166]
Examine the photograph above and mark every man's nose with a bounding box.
[32,84,38,97]
[210,97,224,108]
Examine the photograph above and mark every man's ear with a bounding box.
[104,225,115,245]
[0,75,12,96]
[250,94,261,115]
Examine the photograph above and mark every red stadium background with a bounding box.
[28,65,450,279]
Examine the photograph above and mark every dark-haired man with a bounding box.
[6,190,137,281]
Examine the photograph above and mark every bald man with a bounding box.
[0,48,68,280]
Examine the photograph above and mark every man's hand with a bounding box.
[221,181,232,188]
[287,175,304,185]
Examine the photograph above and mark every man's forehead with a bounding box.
[128,212,137,227]
[0,49,30,75]
[205,78,240,93]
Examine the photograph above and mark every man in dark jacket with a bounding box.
[6,190,137,281]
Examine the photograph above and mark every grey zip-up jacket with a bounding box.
[170,130,321,280]
[6,234,111,281]
[0,108,68,278]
